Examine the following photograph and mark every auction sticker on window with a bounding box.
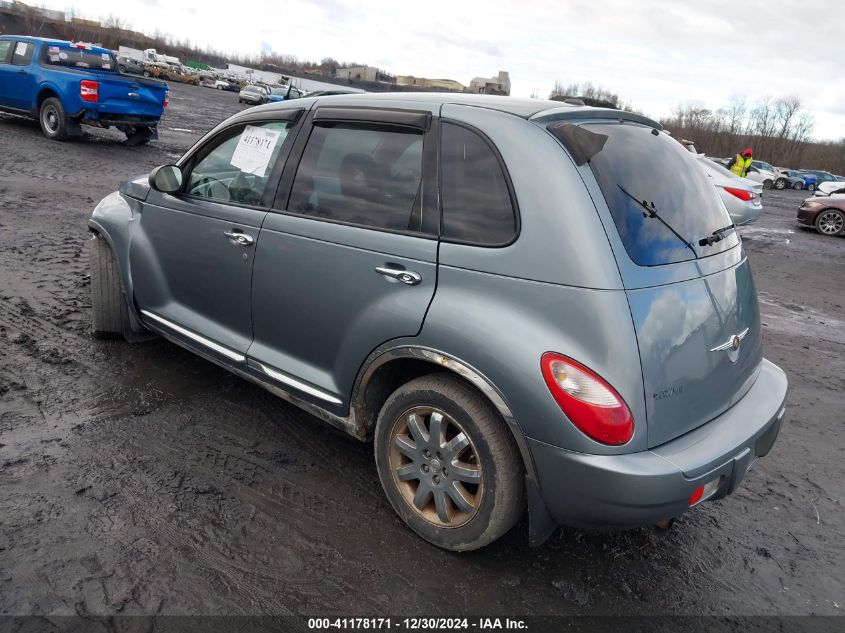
[230,125,281,176]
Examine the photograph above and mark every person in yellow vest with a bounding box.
[727,148,753,177]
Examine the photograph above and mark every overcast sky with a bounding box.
[40,0,845,139]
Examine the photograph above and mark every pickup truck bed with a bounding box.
[0,36,168,145]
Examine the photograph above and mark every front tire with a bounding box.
[792,181,803,190]
[807,183,816,192]
[775,178,787,190]
[89,234,130,339]
[374,374,524,551]
[815,209,845,236]
[39,97,68,141]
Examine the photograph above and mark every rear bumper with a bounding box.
[529,358,787,529]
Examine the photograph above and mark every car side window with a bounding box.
[0,41,12,64]
[287,123,424,232]
[11,41,34,66]
[184,121,293,206]
[440,122,516,245]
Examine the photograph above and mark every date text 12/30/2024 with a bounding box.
[308,618,529,630]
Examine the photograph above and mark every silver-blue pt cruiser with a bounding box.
[88,93,788,550]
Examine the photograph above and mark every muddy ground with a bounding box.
[0,83,843,618]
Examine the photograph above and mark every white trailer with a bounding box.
[118,46,144,61]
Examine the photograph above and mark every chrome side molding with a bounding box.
[253,361,343,406]
[139,310,246,363]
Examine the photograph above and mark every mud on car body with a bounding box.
[87,93,788,550]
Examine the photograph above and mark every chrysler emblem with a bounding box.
[711,328,750,363]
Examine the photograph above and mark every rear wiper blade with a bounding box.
[617,185,698,258]
[698,224,736,247]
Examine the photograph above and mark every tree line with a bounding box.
[662,97,844,173]
[548,80,844,173]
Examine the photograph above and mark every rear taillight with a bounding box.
[724,186,754,201]
[164,92,169,108]
[80,80,99,103]
[541,353,634,445]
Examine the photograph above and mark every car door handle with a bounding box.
[375,266,422,285]
[223,230,254,247]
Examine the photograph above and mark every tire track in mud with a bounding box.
[67,414,436,613]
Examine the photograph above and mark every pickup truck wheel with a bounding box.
[39,97,68,141]
[89,234,131,340]
[374,374,524,551]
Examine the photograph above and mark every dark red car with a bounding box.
[798,196,845,236]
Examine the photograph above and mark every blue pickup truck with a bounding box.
[0,36,168,145]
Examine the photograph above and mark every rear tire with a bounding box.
[125,127,153,147]
[90,234,130,339]
[374,374,524,551]
[815,209,845,236]
[807,183,815,192]
[39,97,68,141]
[763,179,773,190]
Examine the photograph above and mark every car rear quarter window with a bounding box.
[0,41,12,64]
[440,122,516,245]
[550,121,737,266]
[287,123,424,232]
[11,41,34,66]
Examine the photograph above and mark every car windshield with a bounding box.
[549,120,738,266]
[44,44,115,71]
[244,86,261,93]
[271,87,286,95]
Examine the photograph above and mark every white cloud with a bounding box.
[39,0,845,139]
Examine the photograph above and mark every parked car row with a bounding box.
[238,83,309,105]
[708,157,844,193]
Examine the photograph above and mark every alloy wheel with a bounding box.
[388,407,483,528]
[817,211,844,235]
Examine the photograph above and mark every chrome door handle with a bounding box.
[375,266,422,285]
[223,230,254,247]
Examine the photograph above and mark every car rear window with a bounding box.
[550,121,738,266]
[44,45,115,71]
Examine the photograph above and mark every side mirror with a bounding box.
[149,165,183,193]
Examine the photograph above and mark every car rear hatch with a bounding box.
[548,119,763,448]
